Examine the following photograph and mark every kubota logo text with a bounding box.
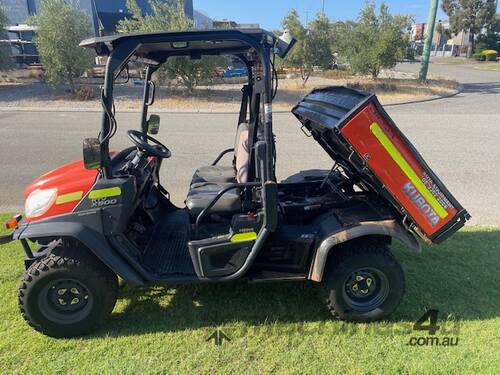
[403,182,440,226]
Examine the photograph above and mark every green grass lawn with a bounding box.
[0,213,499,374]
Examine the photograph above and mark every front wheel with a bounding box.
[18,246,118,338]
[323,240,405,322]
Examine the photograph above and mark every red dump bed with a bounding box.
[292,86,470,243]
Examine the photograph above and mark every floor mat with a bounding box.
[142,209,195,276]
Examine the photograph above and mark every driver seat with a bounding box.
[186,123,250,217]
[190,122,249,187]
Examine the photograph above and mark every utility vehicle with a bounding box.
[1,29,469,338]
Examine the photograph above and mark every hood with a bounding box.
[292,86,469,244]
[24,160,98,222]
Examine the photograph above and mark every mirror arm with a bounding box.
[141,65,158,134]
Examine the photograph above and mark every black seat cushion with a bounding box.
[191,165,236,186]
[186,182,242,217]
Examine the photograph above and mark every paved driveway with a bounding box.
[0,62,498,224]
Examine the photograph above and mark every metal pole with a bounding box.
[419,0,439,81]
[322,0,325,14]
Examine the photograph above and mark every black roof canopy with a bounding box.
[80,28,277,63]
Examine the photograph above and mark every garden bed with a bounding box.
[0,70,458,112]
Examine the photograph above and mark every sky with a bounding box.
[194,0,453,30]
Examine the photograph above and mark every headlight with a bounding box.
[25,188,58,218]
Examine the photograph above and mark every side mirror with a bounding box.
[83,138,102,170]
[147,114,160,135]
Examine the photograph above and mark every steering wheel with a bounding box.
[127,130,171,159]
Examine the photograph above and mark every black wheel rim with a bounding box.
[342,267,390,312]
[39,278,94,323]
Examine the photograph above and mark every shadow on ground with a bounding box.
[86,229,500,338]
[461,81,500,94]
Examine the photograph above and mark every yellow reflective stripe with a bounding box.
[230,232,257,243]
[55,191,84,205]
[369,122,448,219]
[88,187,122,200]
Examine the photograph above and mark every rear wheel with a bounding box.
[323,240,405,322]
[18,246,118,338]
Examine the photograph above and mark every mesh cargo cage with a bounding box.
[292,86,470,244]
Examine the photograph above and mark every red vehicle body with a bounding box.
[24,160,97,222]
[340,102,460,238]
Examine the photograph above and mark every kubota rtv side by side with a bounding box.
[0,29,469,338]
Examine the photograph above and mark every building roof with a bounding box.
[6,25,38,32]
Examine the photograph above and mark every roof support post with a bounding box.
[261,46,275,182]
[99,40,137,178]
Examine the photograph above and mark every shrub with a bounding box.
[0,6,12,70]
[337,2,411,78]
[475,33,499,53]
[281,10,335,86]
[473,52,486,61]
[118,0,227,92]
[74,85,96,101]
[482,50,498,61]
[29,0,94,93]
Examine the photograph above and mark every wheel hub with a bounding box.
[347,272,377,298]
[342,267,389,312]
[48,280,89,313]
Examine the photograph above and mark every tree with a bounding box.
[118,0,226,92]
[441,0,497,58]
[435,22,452,46]
[281,10,334,85]
[308,13,335,69]
[29,0,93,92]
[475,32,498,51]
[0,6,12,70]
[280,9,308,82]
[339,2,411,78]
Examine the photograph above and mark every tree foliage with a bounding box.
[338,2,411,78]
[281,10,335,85]
[0,6,13,70]
[117,0,227,91]
[29,0,94,92]
[308,13,335,69]
[441,0,497,57]
[280,9,307,77]
[475,32,499,52]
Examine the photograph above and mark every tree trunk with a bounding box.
[466,31,475,59]
[301,66,311,87]
[68,73,76,94]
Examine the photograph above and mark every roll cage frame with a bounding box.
[80,29,281,262]
[81,29,278,183]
